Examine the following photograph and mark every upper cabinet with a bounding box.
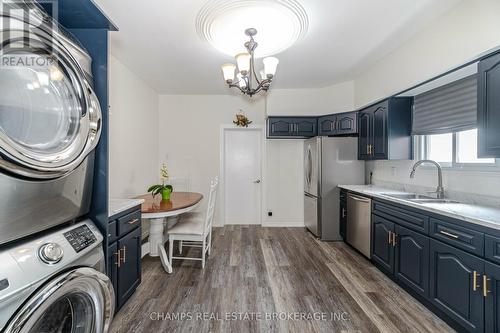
[478,52,500,158]
[358,97,413,160]
[267,117,317,138]
[318,112,358,136]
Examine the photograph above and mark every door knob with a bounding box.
[254,179,261,183]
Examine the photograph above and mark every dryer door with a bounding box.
[4,267,114,333]
[0,16,101,179]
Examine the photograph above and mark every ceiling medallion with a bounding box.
[196,0,309,58]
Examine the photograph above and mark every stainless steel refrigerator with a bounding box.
[304,137,365,240]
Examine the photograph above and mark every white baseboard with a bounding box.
[261,221,305,228]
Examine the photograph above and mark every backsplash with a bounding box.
[366,160,500,208]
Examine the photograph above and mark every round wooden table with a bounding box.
[136,192,203,273]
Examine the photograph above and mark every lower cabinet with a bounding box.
[371,215,394,273]
[430,239,484,333]
[394,225,429,298]
[485,261,500,333]
[365,199,500,333]
[108,207,142,312]
[339,191,347,239]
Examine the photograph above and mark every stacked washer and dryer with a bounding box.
[0,1,114,332]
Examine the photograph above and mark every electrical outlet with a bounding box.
[268,211,273,217]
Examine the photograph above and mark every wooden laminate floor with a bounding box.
[110,226,454,333]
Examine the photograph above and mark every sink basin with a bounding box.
[381,193,435,200]
[381,193,459,204]
[409,198,459,204]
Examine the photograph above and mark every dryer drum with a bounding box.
[0,14,102,179]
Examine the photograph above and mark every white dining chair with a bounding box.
[167,177,219,269]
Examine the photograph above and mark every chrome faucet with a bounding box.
[410,160,444,199]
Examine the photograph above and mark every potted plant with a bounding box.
[148,164,174,200]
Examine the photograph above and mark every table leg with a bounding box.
[149,218,165,257]
[158,244,172,274]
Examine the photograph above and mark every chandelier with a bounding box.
[220,28,279,97]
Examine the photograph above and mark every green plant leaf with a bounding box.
[165,185,173,192]
[147,184,161,193]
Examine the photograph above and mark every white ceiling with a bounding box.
[94,0,462,94]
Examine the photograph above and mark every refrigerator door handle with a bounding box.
[304,192,317,199]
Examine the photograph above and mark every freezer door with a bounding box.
[304,137,319,197]
[304,193,319,237]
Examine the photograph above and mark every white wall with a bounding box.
[158,82,355,227]
[108,55,159,198]
[354,0,500,207]
[354,0,500,108]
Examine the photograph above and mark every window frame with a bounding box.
[415,130,500,171]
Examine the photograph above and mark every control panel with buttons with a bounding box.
[63,225,97,253]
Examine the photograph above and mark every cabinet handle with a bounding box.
[439,230,459,239]
[369,145,373,155]
[367,145,370,155]
[115,250,121,268]
[128,218,139,225]
[342,208,346,218]
[484,275,490,298]
[392,232,397,246]
[121,246,126,264]
[388,231,393,245]
[473,271,480,291]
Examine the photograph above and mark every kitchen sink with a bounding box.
[381,193,435,200]
[409,198,459,204]
[381,193,458,204]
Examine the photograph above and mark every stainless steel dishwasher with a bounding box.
[346,193,372,258]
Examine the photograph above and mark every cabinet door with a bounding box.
[394,225,429,298]
[117,227,142,309]
[336,112,358,135]
[268,118,293,137]
[429,240,484,333]
[293,118,317,137]
[107,241,118,311]
[339,198,347,239]
[358,110,372,160]
[318,115,336,136]
[478,52,500,158]
[485,261,500,333]
[371,215,395,273]
[372,103,388,159]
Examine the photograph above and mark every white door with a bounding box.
[223,128,262,225]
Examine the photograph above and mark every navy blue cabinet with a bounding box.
[318,115,336,136]
[358,97,413,160]
[429,239,484,333]
[339,190,347,239]
[318,112,358,136]
[116,227,142,309]
[267,117,317,138]
[371,215,395,273]
[478,52,500,158]
[485,261,500,333]
[108,206,142,312]
[395,225,429,298]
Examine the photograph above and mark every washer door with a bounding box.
[0,15,101,179]
[4,268,114,333]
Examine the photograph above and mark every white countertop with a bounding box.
[339,185,500,231]
[109,198,145,218]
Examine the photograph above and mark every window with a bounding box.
[417,128,497,168]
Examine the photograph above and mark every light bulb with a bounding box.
[235,52,250,75]
[49,66,64,81]
[221,63,236,82]
[263,57,279,78]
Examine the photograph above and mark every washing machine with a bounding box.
[0,1,102,245]
[0,220,114,333]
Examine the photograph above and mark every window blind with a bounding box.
[412,75,477,135]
